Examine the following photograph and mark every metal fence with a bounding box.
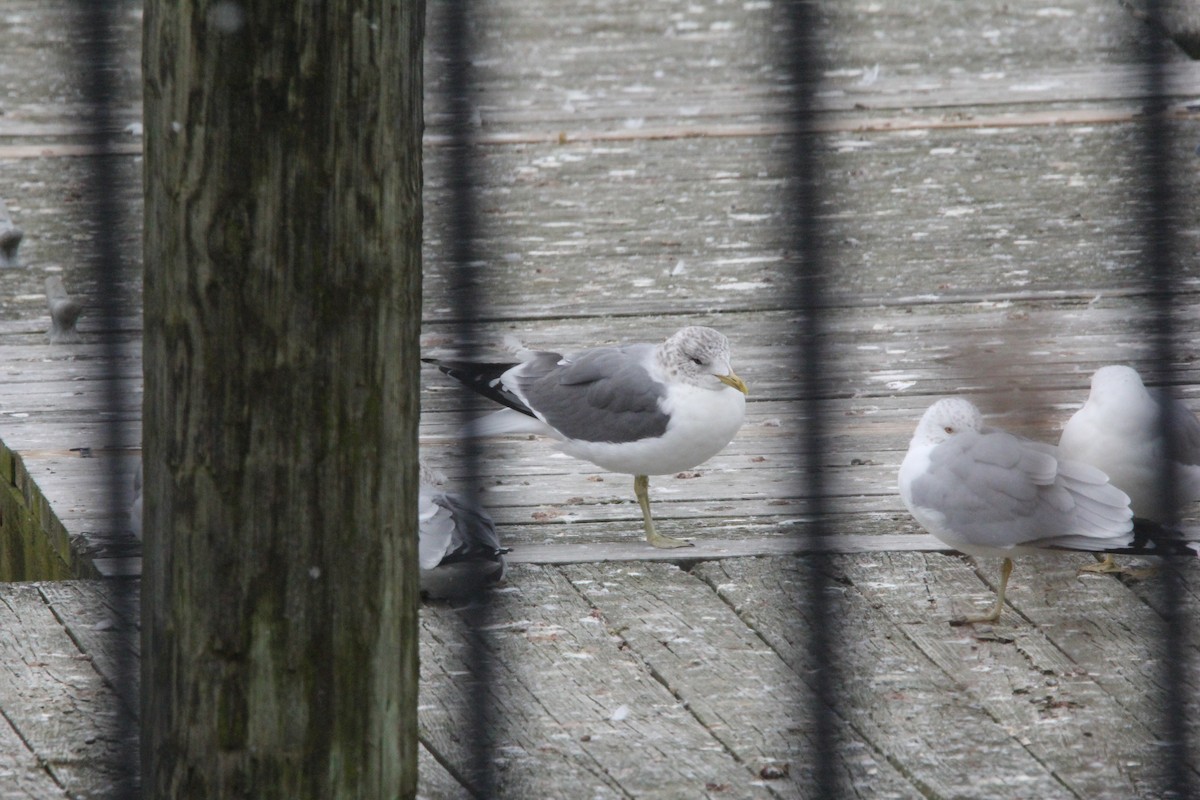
[64,0,1194,796]
[71,1,139,794]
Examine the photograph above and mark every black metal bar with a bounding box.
[1137,3,1192,796]
[781,0,839,795]
[69,1,138,796]
[439,0,497,794]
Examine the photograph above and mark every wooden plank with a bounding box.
[422,0,1199,132]
[419,125,1200,319]
[13,106,1179,156]
[0,584,133,797]
[562,561,920,798]
[0,144,143,160]
[691,556,1079,799]
[838,552,1166,797]
[417,741,472,800]
[35,581,140,715]
[506,534,949,564]
[999,557,1200,757]
[2,425,142,454]
[0,712,67,800]
[424,106,1193,146]
[420,564,775,798]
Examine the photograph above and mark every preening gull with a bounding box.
[899,397,1135,624]
[1059,365,1200,573]
[424,326,748,548]
[419,461,507,600]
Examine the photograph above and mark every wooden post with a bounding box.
[141,1,423,797]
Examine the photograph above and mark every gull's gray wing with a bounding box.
[419,488,504,566]
[434,491,503,559]
[911,430,1131,551]
[510,345,670,443]
[418,488,506,598]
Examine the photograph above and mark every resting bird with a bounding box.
[424,326,748,548]
[899,397,1137,624]
[418,461,507,600]
[1059,365,1200,573]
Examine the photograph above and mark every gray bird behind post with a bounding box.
[0,199,23,268]
[45,276,84,344]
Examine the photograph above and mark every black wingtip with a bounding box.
[423,357,537,418]
[1109,519,1200,558]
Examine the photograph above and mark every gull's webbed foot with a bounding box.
[1079,554,1156,580]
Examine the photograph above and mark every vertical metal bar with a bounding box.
[69,1,138,796]
[1138,3,1192,796]
[782,0,838,795]
[439,0,497,794]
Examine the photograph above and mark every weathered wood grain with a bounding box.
[420,564,776,798]
[502,533,949,564]
[0,584,132,797]
[0,713,66,799]
[140,0,426,795]
[839,552,1170,797]
[563,561,920,798]
[692,556,1081,799]
[417,740,472,800]
[420,125,1200,320]
[35,581,139,715]
[1003,557,1200,767]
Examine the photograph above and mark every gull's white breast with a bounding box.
[561,382,746,475]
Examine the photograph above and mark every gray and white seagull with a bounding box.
[901,397,1199,624]
[1059,365,1200,573]
[418,461,507,599]
[900,397,1135,624]
[425,326,749,548]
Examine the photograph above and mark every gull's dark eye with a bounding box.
[944,425,955,434]
[690,357,704,366]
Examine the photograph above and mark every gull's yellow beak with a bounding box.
[717,372,749,395]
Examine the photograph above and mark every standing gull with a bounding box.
[419,461,507,599]
[899,397,1135,624]
[425,326,748,548]
[1059,365,1200,573]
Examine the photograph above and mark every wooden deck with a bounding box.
[2,0,1200,796]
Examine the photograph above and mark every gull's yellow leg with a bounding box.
[635,474,692,549]
[952,557,1013,626]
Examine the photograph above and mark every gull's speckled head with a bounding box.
[913,397,984,446]
[659,326,748,395]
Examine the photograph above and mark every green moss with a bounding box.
[0,446,75,582]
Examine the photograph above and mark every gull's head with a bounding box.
[912,397,984,446]
[660,326,749,395]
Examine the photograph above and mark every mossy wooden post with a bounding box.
[141,1,423,797]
